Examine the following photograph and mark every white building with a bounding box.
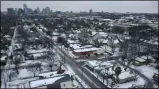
[29,74,73,88]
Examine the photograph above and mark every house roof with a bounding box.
[30,74,71,88]
[1,56,7,61]
[135,57,146,62]
[27,49,47,54]
[38,70,66,78]
[73,47,100,53]
[140,56,153,60]
[86,60,113,69]
[119,71,135,79]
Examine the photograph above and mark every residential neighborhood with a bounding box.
[1,1,158,88]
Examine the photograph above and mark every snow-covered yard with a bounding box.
[113,76,145,88]
[134,65,158,79]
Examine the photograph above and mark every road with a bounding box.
[36,24,109,88]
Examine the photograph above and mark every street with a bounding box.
[35,24,109,88]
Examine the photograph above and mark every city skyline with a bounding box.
[1,1,158,13]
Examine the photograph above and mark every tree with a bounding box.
[108,34,116,53]
[57,36,65,44]
[93,38,104,47]
[64,43,69,50]
[45,51,55,71]
[111,26,125,35]
[27,63,42,77]
[14,57,21,74]
[115,67,122,83]
[8,70,17,82]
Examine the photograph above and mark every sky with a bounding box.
[1,1,158,13]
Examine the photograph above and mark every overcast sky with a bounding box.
[1,1,158,13]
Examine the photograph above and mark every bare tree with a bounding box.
[13,57,21,74]
[27,63,42,77]
[108,34,116,53]
[8,70,17,82]
[45,51,55,71]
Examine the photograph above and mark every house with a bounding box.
[140,56,155,63]
[92,32,107,41]
[115,71,136,84]
[13,43,22,51]
[72,47,101,56]
[134,57,147,66]
[38,70,66,79]
[67,39,80,45]
[69,44,82,50]
[29,74,73,88]
[4,35,12,40]
[85,60,114,72]
[1,55,7,66]
[106,38,121,48]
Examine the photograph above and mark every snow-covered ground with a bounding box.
[114,76,145,88]
[133,65,158,79]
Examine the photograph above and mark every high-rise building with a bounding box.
[23,4,28,14]
[27,8,33,14]
[7,8,15,14]
[37,7,40,14]
[89,9,92,14]
[15,8,18,15]
[45,7,51,14]
[17,8,24,15]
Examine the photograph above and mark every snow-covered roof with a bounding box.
[101,62,113,67]
[114,39,119,44]
[86,60,98,68]
[100,67,115,75]
[1,56,7,61]
[140,56,154,61]
[135,57,146,62]
[38,70,69,78]
[4,35,11,38]
[102,19,112,21]
[125,36,131,39]
[32,53,44,58]
[30,76,65,88]
[82,45,93,48]
[70,44,81,49]
[73,47,100,53]
[102,39,109,43]
[119,71,135,79]
[67,40,79,44]
[27,49,47,54]
[39,71,58,78]
[108,24,114,27]
[86,60,113,69]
